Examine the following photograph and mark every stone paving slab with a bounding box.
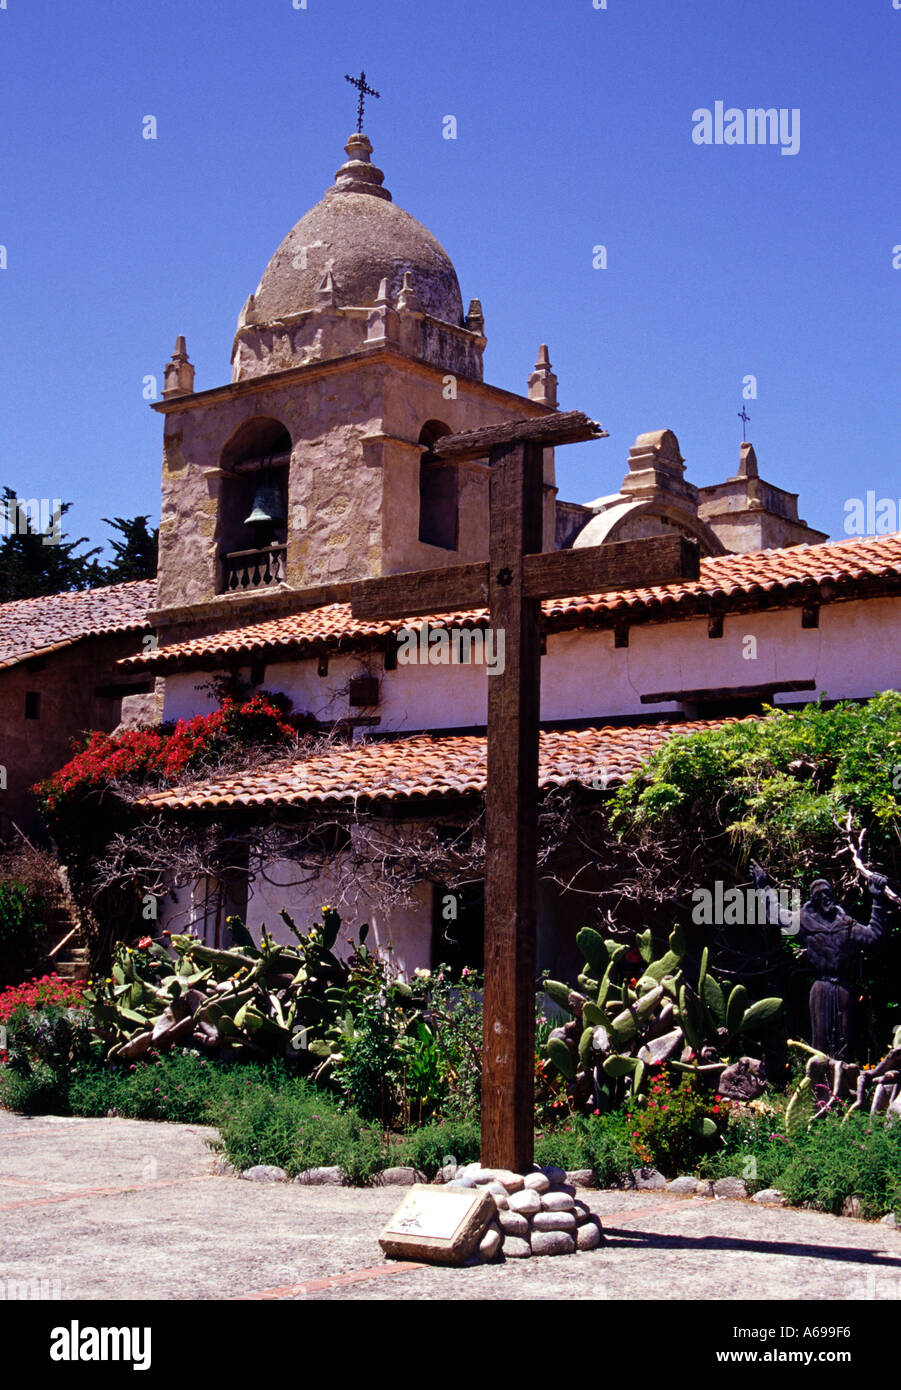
[1,1110,899,1301]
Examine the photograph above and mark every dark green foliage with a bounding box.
[575,1113,636,1186]
[0,884,45,974]
[627,1071,724,1174]
[613,693,901,894]
[207,1071,386,1182]
[100,515,158,582]
[315,960,483,1127]
[699,1103,794,1192]
[0,1001,95,1112]
[69,1053,230,1124]
[0,1058,65,1114]
[611,693,901,1037]
[774,1112,901,1218]
[0,488,104,600]
[0,490,158,600]
[707,1107,901,1218]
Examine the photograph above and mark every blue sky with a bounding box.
[0,0,898,559]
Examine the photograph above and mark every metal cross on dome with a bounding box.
[345,71,380,132]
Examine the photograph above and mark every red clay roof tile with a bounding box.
[140,717,747,812]
[120,533,901,674]
[0,579,156,669]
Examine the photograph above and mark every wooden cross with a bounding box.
[350,410,700,1171]
[345,71,380,132]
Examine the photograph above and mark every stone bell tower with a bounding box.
[152,132,558,619]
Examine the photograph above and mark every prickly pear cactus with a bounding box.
[543,926,782,1111]
[785,1034,901,1130]
[83,907,371,1066]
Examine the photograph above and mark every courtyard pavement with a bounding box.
[1,1109,900,1301]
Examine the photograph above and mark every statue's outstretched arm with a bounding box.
[853,874,888,945]
[750,860,798,931]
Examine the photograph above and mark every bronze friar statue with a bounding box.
[750,861,887,1059]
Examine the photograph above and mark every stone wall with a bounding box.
[0,632,151,836]
[154,349,556,618]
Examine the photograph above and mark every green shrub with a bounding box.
[333,1004,408,1126]
[0,882,47,983]
[69,1053,228,1123]
[534,1125,591,1171]
[576,1112,636,1185]
[700,1105,901,1217]
[0,882,45,953]
[624,1070,724,1175]
[698,1100,793,1190]
[326,962,481,1128]
[396,1116,481,1176]
[776,1112,901,1218]
[0,998,94,1113]
[209,1072,386,1181]
[0,1057,66,1114]
[611,694,901,1033]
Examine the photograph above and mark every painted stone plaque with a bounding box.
[379,1184,494,1265]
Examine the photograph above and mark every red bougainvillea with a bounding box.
[34,693,302,820]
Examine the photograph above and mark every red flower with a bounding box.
[138,936,153,950]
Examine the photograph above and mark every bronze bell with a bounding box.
[244,479,286,528]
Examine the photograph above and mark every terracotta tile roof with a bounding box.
[120,532,901,674]
[0,578,156,670]
[140,717,746,812]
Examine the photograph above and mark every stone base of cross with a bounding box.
[351,410,699,1171]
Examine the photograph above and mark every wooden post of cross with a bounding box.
[350,410,700,1172]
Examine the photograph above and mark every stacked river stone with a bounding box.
[444,1163,603,1260]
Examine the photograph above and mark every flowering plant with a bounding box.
[35,693,301,820]
[0,973,86,1025]
[0,972,94,1111]
[625,1068,726,1173]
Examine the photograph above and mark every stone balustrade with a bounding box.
[222,544,287,592]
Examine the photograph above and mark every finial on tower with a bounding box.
[163,335,194,398]
[316,266,338,308]
[396,270,422,314]
[330,131,391,200]
[737,440,759,478]
[528,344,558,408]
[365,276,400,348]
[465,298,485,335]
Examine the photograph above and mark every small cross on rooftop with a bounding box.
[345,71,380,132]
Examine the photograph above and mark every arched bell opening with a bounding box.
[418,420,458,551]
[217,418,292,591]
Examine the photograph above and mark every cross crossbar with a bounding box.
[349,534,699,621]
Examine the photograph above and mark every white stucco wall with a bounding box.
[162,594,901,732]
[158,857,433,980]
[246,857,432,979]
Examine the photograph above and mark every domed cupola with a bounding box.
[232,134,485,382]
